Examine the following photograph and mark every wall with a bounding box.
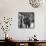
[0,0,46,40]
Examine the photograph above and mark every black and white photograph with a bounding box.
[18,12,35,28]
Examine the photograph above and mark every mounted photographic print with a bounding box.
[18,12,35,29]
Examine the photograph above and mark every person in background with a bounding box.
[23,15,31,28]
